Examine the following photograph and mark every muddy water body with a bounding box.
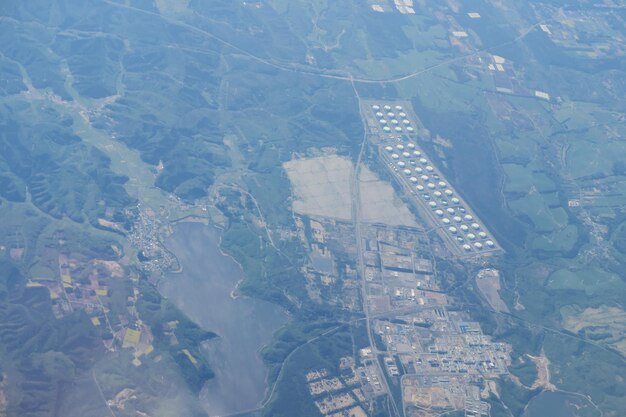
[159,222,288,417]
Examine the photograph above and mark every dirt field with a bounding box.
[359,165,418,227]
[284,155,353,220]
[329,405,368,417]
[403,385,461,409]
[284,155,418,227]
[527,354,556,391]
[476,269,510,313]
[315,392,355,414]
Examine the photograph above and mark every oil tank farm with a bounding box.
[363,101,502,257]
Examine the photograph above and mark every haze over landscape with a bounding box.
[0,1,625,417]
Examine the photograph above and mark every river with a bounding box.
[159,222,289,417]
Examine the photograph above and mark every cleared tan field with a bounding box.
[359,165,418,227]
[315,392,355,414]
[284,155,418,227]
[284,155,353,220]
[329,405,368,417]
[476,269,510,313]
[527,354,556,390]
[403,385,461,409]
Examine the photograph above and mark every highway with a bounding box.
[351,80,402,417]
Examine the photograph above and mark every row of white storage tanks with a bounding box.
[373,104,415,133]
[384,143,495,251]
[463,241,494,250]
[376,111,408,119]
[381,125,414,133]
[372,104,402,111]
[378,117,411,126]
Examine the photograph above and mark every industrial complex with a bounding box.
[285,100,510,417]
[291,216,511,417]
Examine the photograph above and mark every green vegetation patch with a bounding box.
[508,193,569,233]
[564,138,626,180]
[264,323,367,417]
[545,266,625,296]
[502,164,556,194]
[136,279,216,394]
[530,224,579,254]
[0,260,105,417]
[0,104,134,222]
[509,356,539,387]
[543,333,626,413]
